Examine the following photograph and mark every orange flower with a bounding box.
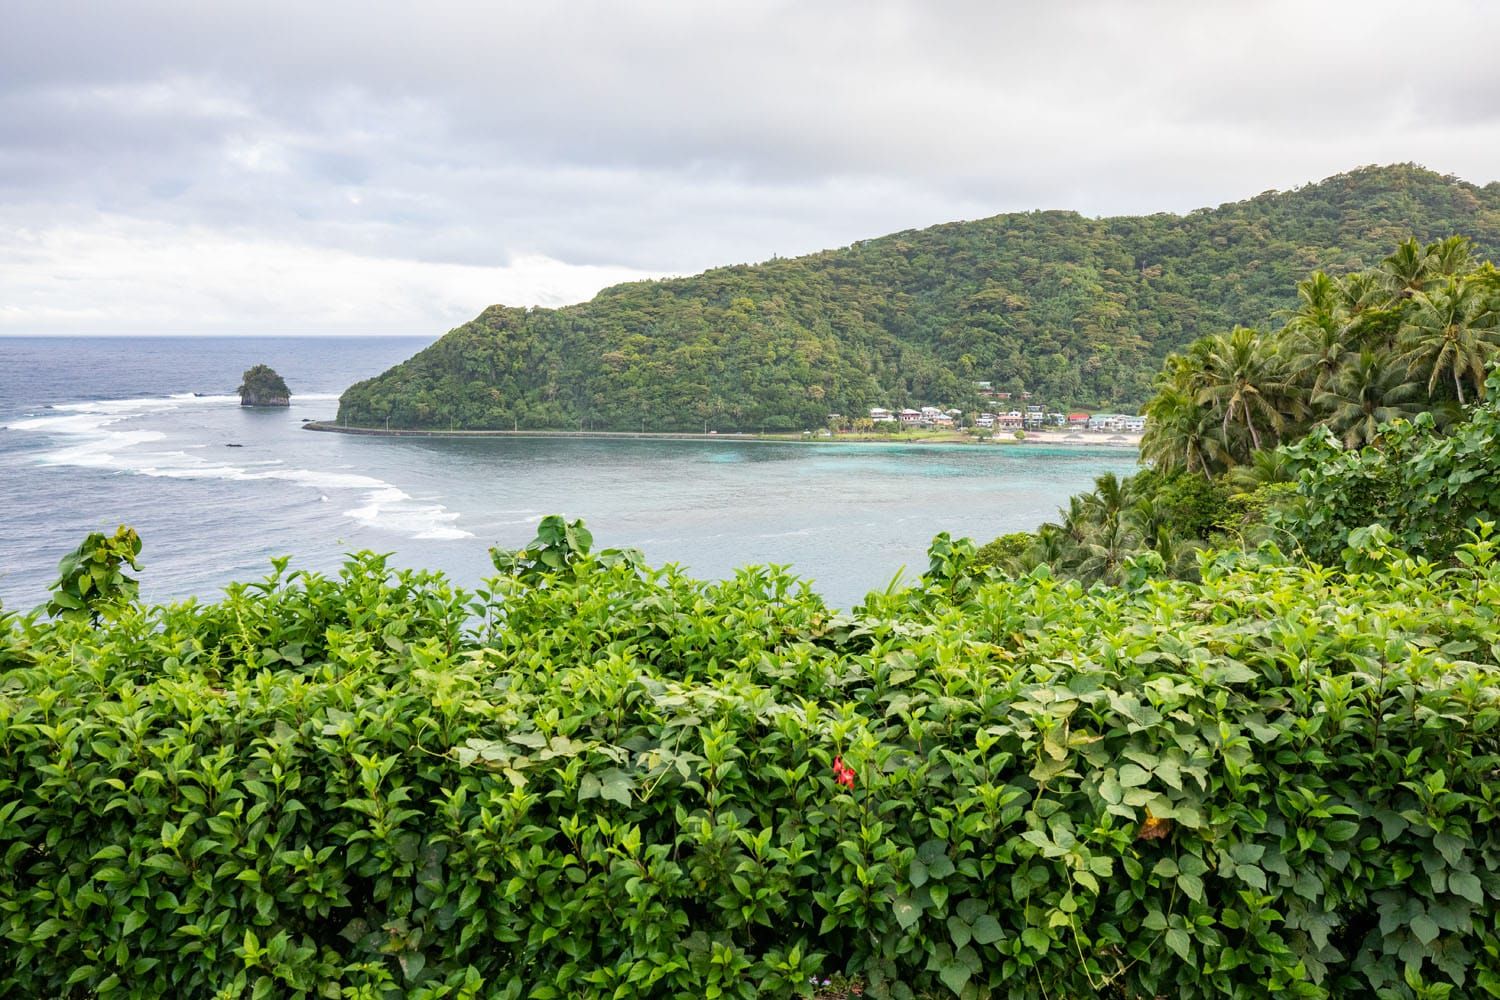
[1136,809,1172,841]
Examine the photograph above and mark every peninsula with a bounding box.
[334,165,1500,435]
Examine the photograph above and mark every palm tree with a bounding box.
[1059,495,1094,553]
[1140,385,1233,479]
[1081,472,1132,522]
[1284,272,1348,393]
[1125,493,1172,551]
[1312,349,1424,447]
[1150,531,1205,581]
[1197,327,1303,457]
[1075,515,1141,587]
[1337,270,1401,352]
[1225,447,1298,493]
[1379,238,1433,300]
[1398,276,1500,405]
[1033,523,1068,568]
[1426,235,1474,280]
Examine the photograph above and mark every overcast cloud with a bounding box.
[3,0,1498,335]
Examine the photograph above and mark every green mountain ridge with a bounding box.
[337,164,1500,432]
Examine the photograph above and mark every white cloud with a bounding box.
[0,215,659,334]
[0,0,1497,334]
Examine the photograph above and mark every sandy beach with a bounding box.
[302,421,1142,450]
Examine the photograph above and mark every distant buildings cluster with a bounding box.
[867,406,961,428]
[865,403,1144,434]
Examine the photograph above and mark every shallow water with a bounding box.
[0,337,1138,609]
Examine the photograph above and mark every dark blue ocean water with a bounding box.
[1,337,1138,609]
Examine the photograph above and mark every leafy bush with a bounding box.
[2,527,1500,998]
[971,533,1032,575]
[1278,370,1500,564]
[44,525,142,623]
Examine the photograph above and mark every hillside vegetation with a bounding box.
[979,234,1500,587]
[336,164,1500,432]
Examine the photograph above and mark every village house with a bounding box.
[898,408,923,426]
[869,407,895,423]
[1089,414,1145,432]
[998,410,1024,429]
[974,412,996,429]
[1067,412,1091,428]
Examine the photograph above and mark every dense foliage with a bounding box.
[337,165,1500,432]
[992,235,1500,588]
[1275,373,1500,565]
[3,514,1500,998]
[1141,235,1499,476]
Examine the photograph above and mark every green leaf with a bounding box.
[892,896,921,930]
[398,950,426,982]
[938,959,971,995]
[918,839,956,879]
[31,918,66,942]
[1324,821,1360,843]
[1410,913,1441,945]
[599,769,634,806]
[1449,872,1483,904]
[1165,927,1192,960]
[971,913,1004,946]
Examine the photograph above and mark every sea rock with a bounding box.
[238,365,291,407]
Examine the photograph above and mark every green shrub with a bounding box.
[1278,371,1500,565]
[44,525,142,623]
[972,533,1034,575]
[2,527,1500,998]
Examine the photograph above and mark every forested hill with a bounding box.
[337,164,1500,432]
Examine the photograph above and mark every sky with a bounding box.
[3,1,1498,336]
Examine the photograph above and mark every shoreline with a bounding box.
[302,421,1142,450]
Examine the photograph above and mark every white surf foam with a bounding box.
[6,393,473,541]
[345,487,471,541]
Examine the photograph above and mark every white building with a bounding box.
[869,407,895,423]
[1091,414,1140,432]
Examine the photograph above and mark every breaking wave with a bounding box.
[4,393,473,540]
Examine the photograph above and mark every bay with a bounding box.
[0,336,1139,610]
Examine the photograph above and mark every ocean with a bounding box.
[0,337,1139,610]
